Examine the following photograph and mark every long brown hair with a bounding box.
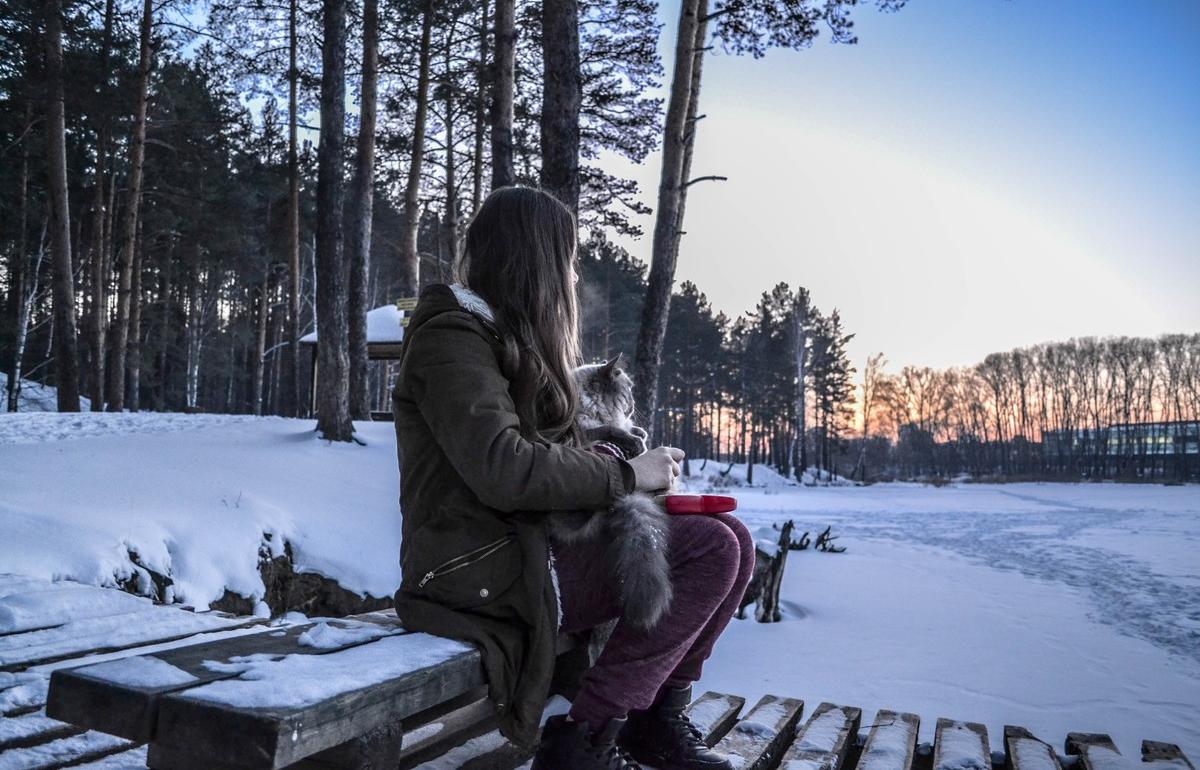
[456,186,583,445]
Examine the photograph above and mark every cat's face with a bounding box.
[574,353,636,429]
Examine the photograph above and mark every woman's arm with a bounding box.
[403,312,635,513]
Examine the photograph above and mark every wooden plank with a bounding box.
[0,730,133,770]
[933,719,990,770]
[0,710,82,751]
[1,608,259,672]
[70,746,150,769]
[1,672,49,716]
[686,691,746,746]
[780,701,863,770]
[46,617,405,743]
[856,710,920,770]
[1065,733,1121,770]
[1004,726,1061,770]
[458,734,535,770]
[150,632,483,769]
[1142,742,1195,770]
[711,694,805,770]
[292,721,404,770]
[395,696,499,769]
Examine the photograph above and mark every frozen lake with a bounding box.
[691,471,1200,759]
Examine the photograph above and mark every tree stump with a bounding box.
[738,520,793,623]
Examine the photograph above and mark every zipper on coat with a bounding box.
[418,535,515,589]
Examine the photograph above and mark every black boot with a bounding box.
[532,714,642,770]
[619,685,734,770]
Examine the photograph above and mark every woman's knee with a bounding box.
[671,514,743,590]
[710,513,756,579]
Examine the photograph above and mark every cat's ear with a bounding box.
[603,352,624,374]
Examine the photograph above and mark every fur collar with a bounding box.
[449,282,496,324]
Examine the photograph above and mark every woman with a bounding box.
[391,186,755,770]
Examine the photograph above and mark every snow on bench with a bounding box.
[1141,742,1197,770]
[46,613,484,769]
[710,694,805,770]
[0,604,258,672]
[0,729,133,770]
[1067,733,1196,770]
[934,719,992,770]
[684,691,746,746]
[780,702,863,770]
[856,710,920,770]
[1004,725,1062,770]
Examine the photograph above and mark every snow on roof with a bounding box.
[299,304,405,345]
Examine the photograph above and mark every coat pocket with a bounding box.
[414,534,521,610]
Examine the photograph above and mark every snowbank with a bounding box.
[0,413,400,610]
[0,373,92,412]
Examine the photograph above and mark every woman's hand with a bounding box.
[627,446,684,492]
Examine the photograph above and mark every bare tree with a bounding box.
[632,0,705,437]
[489,0,515,188]
[539,0,580,213]
[347,0,379,421]
[314,0,353,441]
[283,0,302,416]
[42,0,81,411]
[398,0,433,298]
[108,0,152,412]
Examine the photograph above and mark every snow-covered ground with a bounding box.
[0,413,401,606]
[1,414,1197,759]
[0,373,91,412]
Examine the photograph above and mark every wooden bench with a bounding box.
[40,610,603,769]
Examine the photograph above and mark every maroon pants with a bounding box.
[553,511,756,731]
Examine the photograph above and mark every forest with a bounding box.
[2,0,1197,483]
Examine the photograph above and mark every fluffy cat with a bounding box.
[546,354,674,631]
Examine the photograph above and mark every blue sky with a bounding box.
[602,0,1200,371]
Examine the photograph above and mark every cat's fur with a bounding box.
[546,354,674,631]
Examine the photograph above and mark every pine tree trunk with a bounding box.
[633,0,703,441]
[793,304,807,478]
[347,0,378,421]
[87,163,108,410]
[43,0,81,412]
[472,0,489,213]
[108,0,152,412]
[489,0,516,189]
[154,246,173,411]
[127,221,143,411]
[539,0,580,214]
[87,0,114,411]
[252,273,269,415]
[671,6,707,263]
[441,31,458,267]
[314,0,353,441]
[283,0,302,416]
[399,0,432,299]
[6,101,32,413]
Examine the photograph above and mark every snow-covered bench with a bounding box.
[44,611,499,768]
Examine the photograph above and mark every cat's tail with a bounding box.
[607,491,673,630]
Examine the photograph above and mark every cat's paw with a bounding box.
[584,424,647,459]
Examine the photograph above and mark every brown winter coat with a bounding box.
[391,283,635,749]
